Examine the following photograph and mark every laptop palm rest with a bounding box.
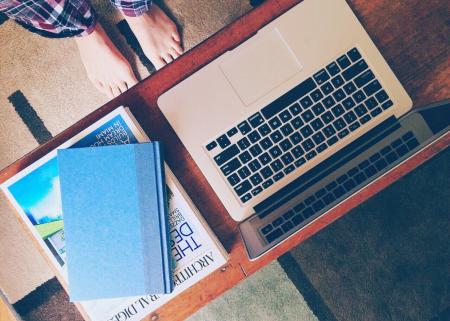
[219,28,302,106]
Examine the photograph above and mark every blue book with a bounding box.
[57,142,173,301]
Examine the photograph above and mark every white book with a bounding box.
[1,107,228,321]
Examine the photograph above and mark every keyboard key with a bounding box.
[375,90,389,103]
[280,123,294,136]
[281,152,294,165]
[214,144,240,166]
[234,180,252,196]
[302,207,314,218]
[295,157,306,167]
[342,59,368,81]
[342,97,355,110]
[238,166,251,179]
[300,125,314,138]
[291,116,304,129]
[260,137,273,150]
[343,81,357,95]
[343,179,356,191]
[333,186,346,198]
[331,104,345,118]
[241,193,252,203]
[365,97,378,110]
[323,96,336,108]
[283,210,295,220]
[333,89,346,102]
[273,217,284,227]
[331,75,345,88]
[323,193,336,205]
[238,121,252,135]
[344,111,357,124]
[302,138,315,151]
[217,135,231,148]
[283,164,295,174]
[227,173,241,186]
[338,129,350,138]
[364,165,377,177]
[269,145,282,158]
[258,152,272,165]
[266,228,283,243]
[326,181,337,191]
[313,69,330,84]
[355,104,368,116]
[382,100,393,110]
[251,186,263,196]
[370,107,383,117]
[380,145,392,155]
[248,130,261,143]
[261,166,274,179]
[261,77,316,119]
[337,174,348,184]
[358,160,370,169]
[270,159,284,172]
[258,124,272,136]
[311,118,325,131]
[300,96,314,109]
[206,141,217,151]
[374,158,388,170]
[292,214,305,226]
[354,172,366,184]
[304,195,315,205]
[406,138,419,150]
[369,153,381,162]
[321,82,334,95]
[323,125,336,137]
[289,103,302,115]
[227,127,238,137]
[301,109,315,123]
[316,143,327,153]
[347,47,362,62]
[263,179,274,189]
[220,158,241,176]
[312,103,325,116]
[312,132,325,144]
[326,61,340,76]
[289,132,303,145]
[280,110,293,122]
[354,70,374,87]
[273,172,285,182]
[250,173,263,185]
[333,117,346,131]
[269,116,282,129]
[364,80,382,96]
[294,202,306,212]
[396,145,409,156]
[348,167,359,176]
[237,137,250,150]
[312,199,325,212]
[337,54,351,69]
[392,138,402,148]
[353,90,366,103]
[248,159,262,172]
[280,138,293,151]
[349,122,360,132]
[402,132,414,141]
[261,224,273,235]
[292,145,305,158]
[248,112,264,128]
[311,89,324,102]
[360,114,372,124]
[385,152,399,163]
[249,144,263,157]
[321,111,335,124]
[281,221,294,233]
[327,136,338,146]
[270,130,283,143]
[305,150,317,160]
[239,151,252,164]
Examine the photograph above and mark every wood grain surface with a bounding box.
[1,1,448,320]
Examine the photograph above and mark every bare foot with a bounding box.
[75,23,138,98]
[125,3,183,70]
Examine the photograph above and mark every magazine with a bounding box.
[1,107,228,321]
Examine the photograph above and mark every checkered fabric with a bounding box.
[0,0,152,38]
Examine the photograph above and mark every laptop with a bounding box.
[158,0,437,258]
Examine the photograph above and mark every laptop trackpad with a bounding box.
[219,28,302,106]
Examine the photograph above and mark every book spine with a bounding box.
[154,142,174,293]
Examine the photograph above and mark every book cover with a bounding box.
[58,143,173,301]
[1,107,228,321]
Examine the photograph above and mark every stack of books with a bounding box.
[1,107,228,321]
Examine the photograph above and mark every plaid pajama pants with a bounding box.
[0,0,152,38]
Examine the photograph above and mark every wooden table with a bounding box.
[1,0,449,320]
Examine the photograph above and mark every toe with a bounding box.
[153,57,166,70]
[111,85,121,97]
[118,81,128,94]
[162,54,173,64]
[172,31,181,42]
[172,41,183,55]
[168,48,180,60]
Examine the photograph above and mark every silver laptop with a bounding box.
[158,0,414,256]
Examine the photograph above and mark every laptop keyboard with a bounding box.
[205,47,394,203]
[260,130,419,243]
